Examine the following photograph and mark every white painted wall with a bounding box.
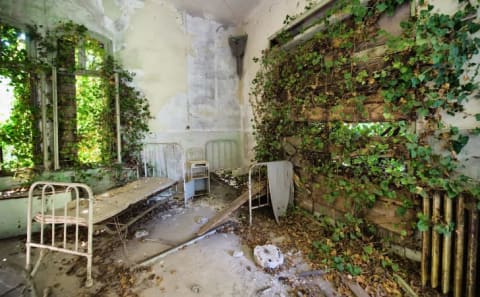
[427,0,480,180]
[0,0,243,169]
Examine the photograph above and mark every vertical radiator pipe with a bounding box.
[442,195,453,294]
[431,192,441,289]
[40,72,48,170]
[466,207,478,297]
[422,195,431,286]
[52,67,59,170]
[115,72,122,164]
[453,195,465,297]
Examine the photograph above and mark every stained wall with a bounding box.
[0,0,243,169]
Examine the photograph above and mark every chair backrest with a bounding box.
[186,147,205,161]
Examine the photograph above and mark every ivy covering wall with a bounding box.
[0,21,152,179]
[251,0,480,226]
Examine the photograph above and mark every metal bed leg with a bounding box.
[31,249,47,277]
[86,254,93,287]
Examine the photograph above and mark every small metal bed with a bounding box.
[25,177,177,287]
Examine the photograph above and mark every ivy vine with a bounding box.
[0,20,152,181]
[251,0,480,221]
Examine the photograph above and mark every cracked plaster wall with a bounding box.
[0,0,243,166]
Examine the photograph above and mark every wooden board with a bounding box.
[35,178,176,225]
[92,177,176,223]
[197,183,265,235]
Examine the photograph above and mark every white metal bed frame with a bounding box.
[248,163,271,225]
[25,177,177,287]
[26,181,95,287]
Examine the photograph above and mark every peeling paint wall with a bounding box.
[240,0,317,164]
[0,0,243,170]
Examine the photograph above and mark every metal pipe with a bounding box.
[40,72,49,170]
[453,195,465,297]
[114,72,122,164]
[248,166,253,225]
[431,192,441,288]
[442,194,453,294]
[138,228,218,267]
[466,206,478,297]
[421,195,431,287]
[25,182,35,272]
[52,67,59,170]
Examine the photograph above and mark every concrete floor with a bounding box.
[0,180,292,297]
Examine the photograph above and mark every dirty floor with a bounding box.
[0,176,441,297]
[0,178,295,297]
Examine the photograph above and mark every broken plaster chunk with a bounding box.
[253,244,284,269]
[135,230,149,239]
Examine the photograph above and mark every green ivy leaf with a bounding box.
[452,134,469,154]
[376,3,388,13]
[417,213,429,232]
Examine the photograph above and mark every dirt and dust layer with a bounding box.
[0,176,440,296]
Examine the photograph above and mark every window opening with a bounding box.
[0,24,32,173]
[56,33,110,167]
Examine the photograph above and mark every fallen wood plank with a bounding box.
[341,276,370,297]
[196,183,265,235]
[393,273,418,297]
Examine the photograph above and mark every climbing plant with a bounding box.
[251,0,480,221]
[0,23,36,172]
[0,20,152,177]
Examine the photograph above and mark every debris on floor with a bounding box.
[0,178,443,297]
[253,244,284,269]
[0,261,37,297]
[134,230,149,239]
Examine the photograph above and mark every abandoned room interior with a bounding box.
[0,0,479,296]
